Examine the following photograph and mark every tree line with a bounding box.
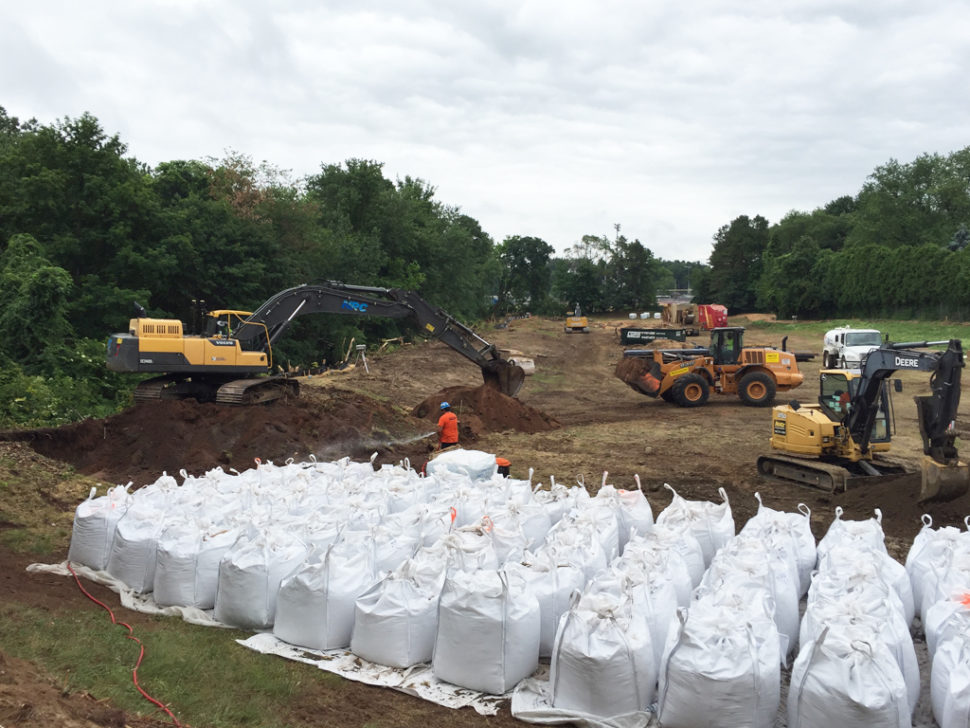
[1,106,967,426]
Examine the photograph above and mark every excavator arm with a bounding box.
[226,282,524,396]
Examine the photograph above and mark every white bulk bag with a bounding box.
[432,570,541,694]
[592,479,654,552]
[920,550,970,622]
[570,505,621,562]
[350,562,442,668]
[905,515,970,616]
[543,526,609,582]
[105,503,171,594]
[740,495,816,596]
[634,524,706,588]
[617,539,693,608]
[213,530,307,629]
[787,628,909,728]
[816,544,915,626]
[925,593,970,657]
[931,634,970,728]
[426,448,497,482]
[816,506,888,561]
[153,522,239,608]
[550,592,657,717]
[655,485,734,567]
[532,481,584,526]
[507,555,586,658]
[799,597,919,715]
[437,526,500,575]
[273,544,377,650]
[68,485,131,570]
[490,501,552,555]
[658,601,781,728]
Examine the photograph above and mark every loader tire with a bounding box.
[739,371,777,407]
[822,352,830,368]
[672,374,710,408]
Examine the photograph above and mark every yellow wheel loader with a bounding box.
[614,327,804,407]
[757,339,968,502]
[106,282,525,405]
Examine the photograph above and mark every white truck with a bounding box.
[821,326,883,368]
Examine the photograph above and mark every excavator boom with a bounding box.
[107,283,524,403]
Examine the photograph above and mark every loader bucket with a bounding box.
[614,356,662,397]
[482,359,525,398]
[919,454,970,502]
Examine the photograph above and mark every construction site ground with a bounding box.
[2,313,969,727]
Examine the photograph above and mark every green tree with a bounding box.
[706,215,769,312]
[496,236,555,312]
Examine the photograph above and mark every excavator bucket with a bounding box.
[482,359,526,398]
[919,454,970,502]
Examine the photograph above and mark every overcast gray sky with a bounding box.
[3,1,968,262]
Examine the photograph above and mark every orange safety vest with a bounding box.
[437,411,458,444]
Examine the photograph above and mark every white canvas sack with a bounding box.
[550,591,657,717]
[68,485,131,570]
[787,628,909,728]
[432,569,541,694]
[931,633,970,728]
[507,554,586,658]
[273,543,377,650]
[925,593,970,657]
[655,485,734,567]
[213,529,307,629]
[740,495,816,596]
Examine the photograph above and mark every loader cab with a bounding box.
[710,327,744,365]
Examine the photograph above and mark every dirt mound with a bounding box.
[412,385,560,439]
[7,389,429,487]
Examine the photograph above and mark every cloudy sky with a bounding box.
[3,1,968,262]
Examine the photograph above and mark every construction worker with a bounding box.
[437,401,459,450]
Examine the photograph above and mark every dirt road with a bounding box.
[2,313,968,726]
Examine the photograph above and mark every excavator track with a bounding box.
[215,377,300,405]
[757,454,917,495]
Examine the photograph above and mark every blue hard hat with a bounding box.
[440,401,450,410]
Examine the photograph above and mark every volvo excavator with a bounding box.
[106,282,526,405]
[757,339,968,502]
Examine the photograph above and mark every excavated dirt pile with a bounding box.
[412,385,560,440]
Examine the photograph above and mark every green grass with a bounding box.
[0,603,335,727]
[740,317,970,344]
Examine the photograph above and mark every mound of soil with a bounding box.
[6,389,428,487]
[412,385,560,439]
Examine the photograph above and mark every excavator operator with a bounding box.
[437,401,459,450]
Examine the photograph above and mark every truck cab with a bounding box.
[822,327,882,369]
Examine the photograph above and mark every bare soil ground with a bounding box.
[2,313,969,727]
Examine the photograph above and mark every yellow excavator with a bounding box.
[106,282,525,405]
[757,339,968,502]
[564,303,589,333]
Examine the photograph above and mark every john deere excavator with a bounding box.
[757,339,968,502]
[106,282,525,405]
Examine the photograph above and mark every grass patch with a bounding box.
[742,317,970,344]
[0,603,331,727]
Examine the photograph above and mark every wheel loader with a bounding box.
[757,339,969,502]
[106,282,525,405]
[614,327,803,407]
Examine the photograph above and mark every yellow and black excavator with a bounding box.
[564,303,589,333]
[106,282,525,405]
[757,339,968,502]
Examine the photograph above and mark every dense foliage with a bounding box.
[1,105,967,426]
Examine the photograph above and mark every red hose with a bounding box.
[66,562,184,727]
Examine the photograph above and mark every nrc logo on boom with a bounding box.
[894,356,920,368]
[341,300,368,312]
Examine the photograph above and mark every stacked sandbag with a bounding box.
[791,509,918,722]
[658,594,781,728]
[739,493,816,596]
[425,448,497,482]
[153,521,240,608]
[655,485,734,567]
[213,528,307,629]
[788,627,910,728]
[105,496,172,593]
[589,476,654,553]
[432,569,540,694]
[506,552,585,658]
[550,590,657,716]
[273,542,377,650]
[931,631,970,728]
[67,485,132,569]
[350,554,447,668]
